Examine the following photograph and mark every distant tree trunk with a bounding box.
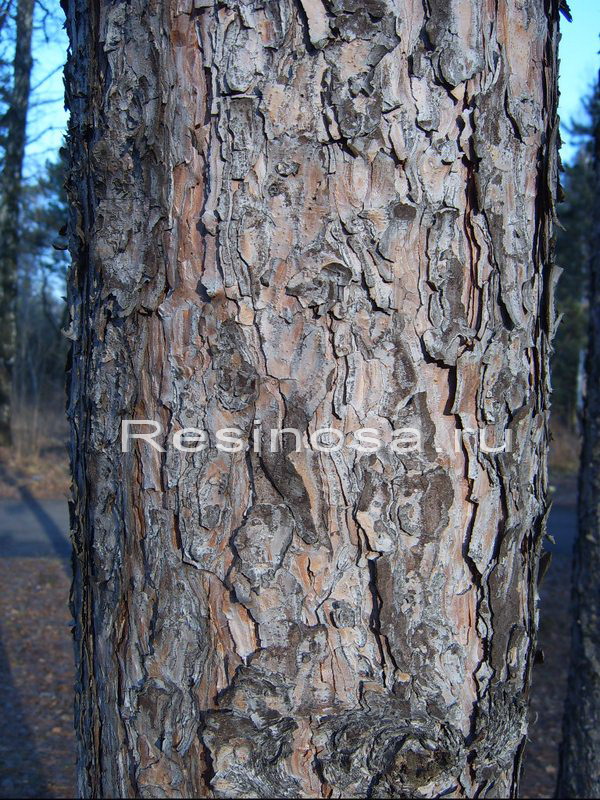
[0,0,34,446]
[65,2,559,797]
[557,78,600,799]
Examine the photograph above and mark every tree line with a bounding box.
[0,0,67,454]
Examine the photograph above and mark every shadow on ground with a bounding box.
[0,463,74,799]
[0,468,576,799]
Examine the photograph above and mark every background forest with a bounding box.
[0,5,593,492]
[0,0,68,492]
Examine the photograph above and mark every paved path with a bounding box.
[0,495,70,561]
[0,492,74,798]
[0,495,578,799]
[0,495,576,561]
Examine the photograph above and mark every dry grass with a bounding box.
[0,401,69,500]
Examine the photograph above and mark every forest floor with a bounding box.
[0,453,577,798]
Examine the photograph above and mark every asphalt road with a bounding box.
[0,496,70,561]
[0,493,578,800]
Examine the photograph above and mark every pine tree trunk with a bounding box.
[557,80,600,799]
[65,2,559,797]
[0,0,34,445]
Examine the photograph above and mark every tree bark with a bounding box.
[557,78,600,799]
[0,0,35,445]
[65,1,559,797]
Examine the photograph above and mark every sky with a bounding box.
[24,1,600,178]
[24,5,68,179]
[558,0,600,160]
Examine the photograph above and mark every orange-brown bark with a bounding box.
[65,1,559,797]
